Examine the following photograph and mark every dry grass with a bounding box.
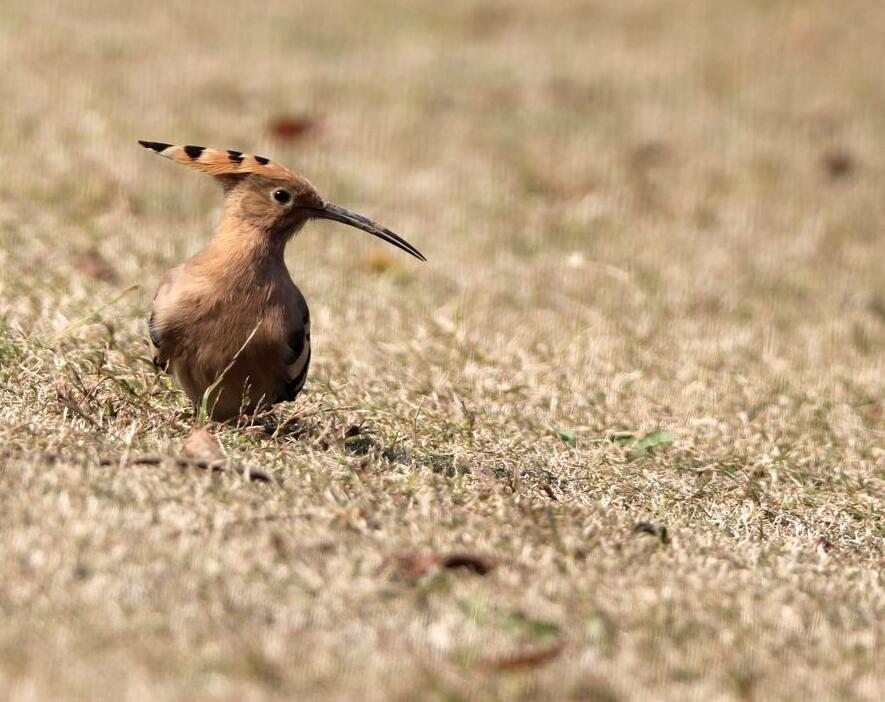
[0,1,883,700]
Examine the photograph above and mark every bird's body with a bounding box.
[141,141,424,420]
[149,236,311,419]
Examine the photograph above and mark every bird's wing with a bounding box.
[148,265,185,371]
[281,306,311,401]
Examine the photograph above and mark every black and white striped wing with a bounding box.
[282,323,311,401]
[148,311,166,369]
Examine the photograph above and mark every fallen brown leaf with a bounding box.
[389,551,497,578]
[268,114,318,142]
[476,641,565,672]
[440,553,497,575]
[77,248,117,281]
[181,427,224,463]
[390,552,441,578]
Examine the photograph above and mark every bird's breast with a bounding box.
[155,256,309,418]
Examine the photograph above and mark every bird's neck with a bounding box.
[194,216,292,287]
[210,214,288,259]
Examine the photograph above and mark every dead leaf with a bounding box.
[541,482,559,501]
[476,641,565,672]
[440,553,497,575]
[268,114,318,142]
[390,552,442,578]
[181,427,224,463]
[389,551,497,578]
[77,248,117,281]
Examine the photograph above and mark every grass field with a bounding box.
[0,1,883,700]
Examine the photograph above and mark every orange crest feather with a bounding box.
[138,140,295,181]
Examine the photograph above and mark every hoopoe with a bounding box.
[139,140,425,421]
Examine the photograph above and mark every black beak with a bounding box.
[311,203,426,262]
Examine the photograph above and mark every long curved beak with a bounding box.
[311,203,426,262]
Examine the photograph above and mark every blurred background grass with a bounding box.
[0,1,882,701]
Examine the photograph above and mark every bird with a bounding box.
[138,140,425,421]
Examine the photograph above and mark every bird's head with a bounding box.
[138,141,425,261]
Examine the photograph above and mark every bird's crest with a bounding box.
[138,140,296,181]
[138,139,427,262]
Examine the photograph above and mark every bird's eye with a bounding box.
[273,189,292,205]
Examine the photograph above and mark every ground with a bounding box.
[0,1,883,700]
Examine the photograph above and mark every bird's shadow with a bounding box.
[227,402,361,452]
[233,407,418,468]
